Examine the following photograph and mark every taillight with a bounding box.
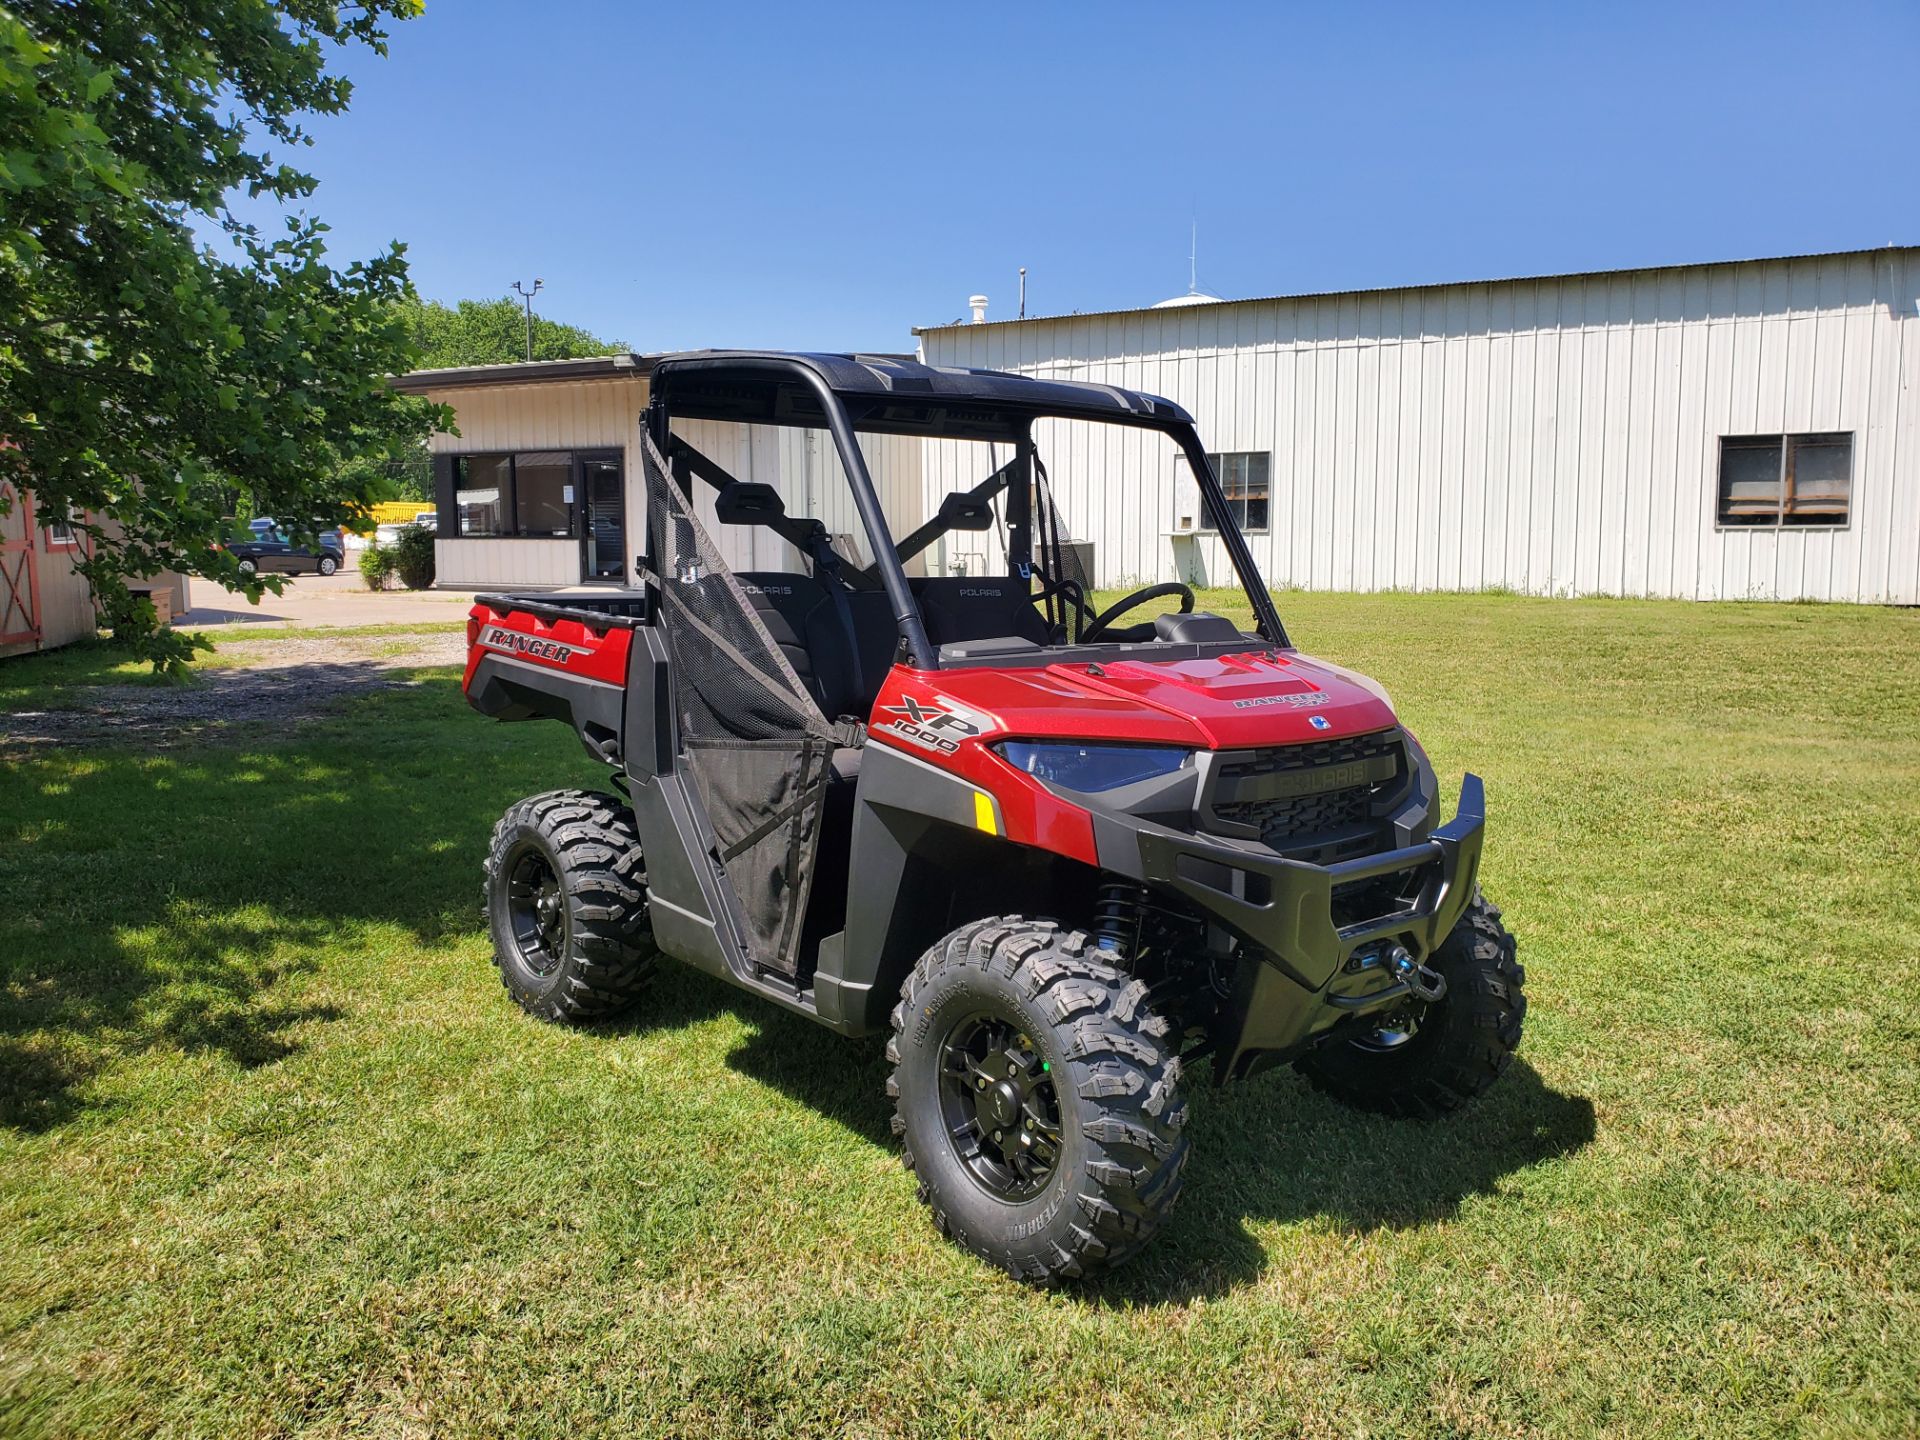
[466,613,480,649]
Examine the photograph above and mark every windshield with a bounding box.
[651,356,1287,663]
[662,410,1280,660]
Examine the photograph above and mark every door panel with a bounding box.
[580,454,625,581]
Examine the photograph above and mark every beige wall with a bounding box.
[420,374,928,589]
[427,376,646,589]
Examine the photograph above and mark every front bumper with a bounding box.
[1090,774,1487,1080]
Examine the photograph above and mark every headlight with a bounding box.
[997,741,1192,792]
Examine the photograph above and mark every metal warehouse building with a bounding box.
[916,246,1919,604]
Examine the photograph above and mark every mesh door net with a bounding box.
[641,433,847,975]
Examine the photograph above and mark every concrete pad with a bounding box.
[178,572,473,629]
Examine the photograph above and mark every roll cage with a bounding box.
[641,351,1289,667]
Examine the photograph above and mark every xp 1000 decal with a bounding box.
[877,694,986,756]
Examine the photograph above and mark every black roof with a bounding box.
[649,350,1193,435]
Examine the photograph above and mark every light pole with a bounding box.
[511,277,544,361]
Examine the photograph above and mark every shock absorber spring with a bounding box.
[1093,880,1152,964]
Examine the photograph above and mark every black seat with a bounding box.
[735,572,895,722]
[911,575,1052,650]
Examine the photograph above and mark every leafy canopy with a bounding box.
[0,0,444,669]
[403,295,625,369]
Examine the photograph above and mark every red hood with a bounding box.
[922,648,1397,749]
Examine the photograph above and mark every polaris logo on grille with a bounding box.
[1233,691,1330,710]
[481,625,581,664]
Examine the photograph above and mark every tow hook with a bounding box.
[1386,944,1447,1004]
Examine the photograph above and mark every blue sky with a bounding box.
[278,0,1920,354]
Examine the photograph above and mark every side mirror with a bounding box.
[938,492,993,532]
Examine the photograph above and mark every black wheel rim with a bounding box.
[505,845,567,977]
[936,1011,1063,1201]
[1351,1005,1424,1053]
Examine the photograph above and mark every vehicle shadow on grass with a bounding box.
[720,996,1594,1303]
[0,671,531,1133]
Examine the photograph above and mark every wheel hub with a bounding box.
[505,846,567,977]
[938,1016,1063,1200]
[978,1079,1021,1131]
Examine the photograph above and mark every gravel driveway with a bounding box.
[1,629,466,750]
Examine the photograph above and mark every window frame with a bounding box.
[452,452,564,540]
[1194,450,1272,535]
[1714,432,1854,532]
[43,503,81,550]
[507,450,578,539]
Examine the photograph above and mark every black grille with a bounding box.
[1207,728,1407,861]
[1214,728,1403,783]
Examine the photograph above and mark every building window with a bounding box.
[1717,433,1852,528]
[452,451,619,545]
[1198,452,1271,532]
[512,451,575,537]
[44,504,79,548]
[456,455,512,537]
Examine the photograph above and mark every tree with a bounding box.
[403,296,626,369]
[0,0,445,670]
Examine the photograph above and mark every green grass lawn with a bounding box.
[2,595,1917,1438]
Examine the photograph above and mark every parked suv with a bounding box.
[224,524,344,578]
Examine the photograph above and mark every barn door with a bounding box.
[0,481,40,648]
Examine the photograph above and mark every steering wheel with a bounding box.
[1082,582,1195,643]
[1028,571,1097,640]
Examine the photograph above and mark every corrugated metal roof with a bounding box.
[912,244,1919,335]
[390,353,652,393]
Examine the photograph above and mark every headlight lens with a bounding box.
[997,741,1192,792]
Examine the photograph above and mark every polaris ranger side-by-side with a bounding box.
[464,352,1524,1283]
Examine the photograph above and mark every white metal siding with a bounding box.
[920,249,1920,603]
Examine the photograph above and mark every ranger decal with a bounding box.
[480,625,585,664]
[1232,691,1330,710]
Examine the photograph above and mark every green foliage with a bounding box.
[0,0,446,670]
[358,543,396,591]
[401,296,626,369]
[96,587,205,674]
[392,522,434,589]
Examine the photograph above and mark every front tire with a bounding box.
[888,917,1189,1283]
[1296,892,1524,1118]
[483,789,656,1023]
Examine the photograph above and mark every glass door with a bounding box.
[579,454,626,581]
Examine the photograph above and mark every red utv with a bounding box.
[463,351,1524,1283]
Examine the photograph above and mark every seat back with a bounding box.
[736,573,898,721]
[912,575,1052,649]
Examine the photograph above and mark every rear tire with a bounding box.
[317,554,338,576]
[1295,892,1524,1118]
[483,789,656,1023]
[888,917,1189,1283]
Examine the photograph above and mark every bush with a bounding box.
[359,545,397,591]
[393,523,435,590]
